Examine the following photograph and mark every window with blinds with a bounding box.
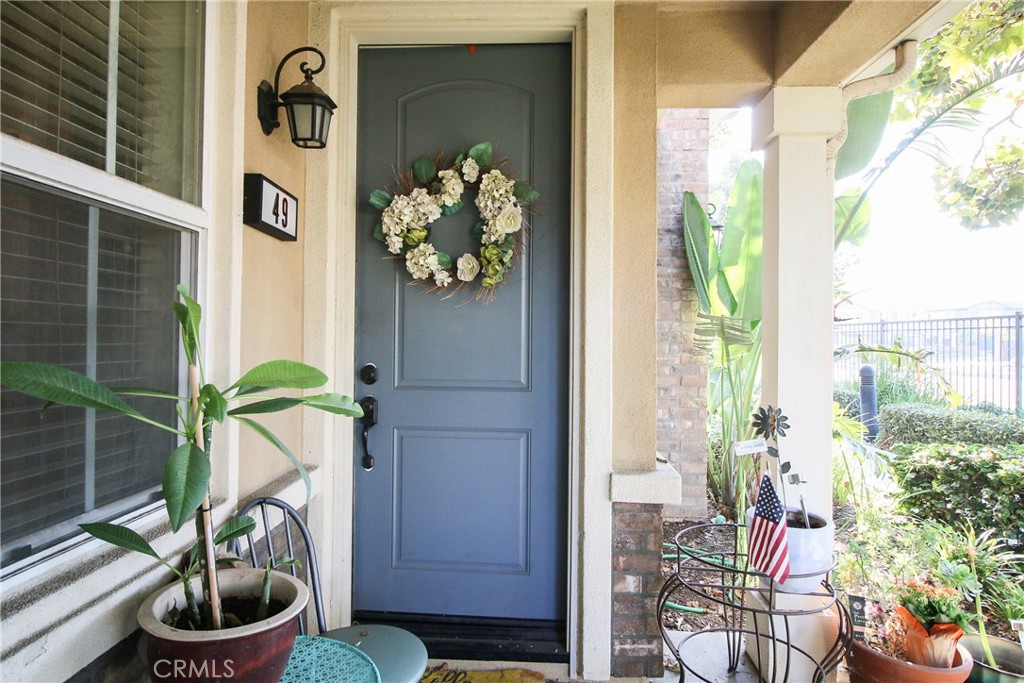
[0,177,195,567]
[1,1,204,204]
[0,1,204,570]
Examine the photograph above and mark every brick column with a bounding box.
[657,109,710,519]
[611,503,665,678]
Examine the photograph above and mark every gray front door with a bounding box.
[353,44,571,621]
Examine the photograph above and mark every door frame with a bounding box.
[302,4,616,678]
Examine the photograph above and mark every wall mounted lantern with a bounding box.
[707,203,724,248]
[257,46,337,149]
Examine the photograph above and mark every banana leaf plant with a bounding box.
[682,158,764,520]
[0,285,362,630]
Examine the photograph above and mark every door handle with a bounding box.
[358,396,377,471]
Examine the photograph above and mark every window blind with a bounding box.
[0,177,189,566]
[0,1,204,204]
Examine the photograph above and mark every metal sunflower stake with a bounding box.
[751,405,811,529]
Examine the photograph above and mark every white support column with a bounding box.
[753,87,842,516]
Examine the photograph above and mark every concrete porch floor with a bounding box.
[650,630,851,683]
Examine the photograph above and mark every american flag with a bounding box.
[749,474,791,585]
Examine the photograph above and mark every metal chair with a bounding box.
[234,497,428,683]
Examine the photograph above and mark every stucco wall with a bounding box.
[240,2,309,496]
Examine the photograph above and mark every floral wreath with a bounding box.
[368,142,538,296]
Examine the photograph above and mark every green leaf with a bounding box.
[471,222,485,238]
[455,152,466,167]
[0,362,144,417]
[199,384,227,423]
[513,181,540,205]
[228,397,303,416]
[413,155,436,185]
[80,522,161,561]
[230,361,327,394]
[174,285,202,365]
[468,142,492,168]
[719,159,763,327]
[213,515,256,545]
[836,89,894,181]
[162,444,211,532]
[234,417,311,501]
[300,392,364,417]
[373,222,386,243]
[681,193,735,317]
[436,252,452,269]
[834,188,871,247]
[441,201,463,216]
[369,189,393,210]
[504,235,515,247]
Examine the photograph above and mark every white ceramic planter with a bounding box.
[746,506,834,594]
[138,568,309,682]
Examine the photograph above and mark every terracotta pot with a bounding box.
[847,638,974,683]
[138,568,308,683]
[961,634,1024,682]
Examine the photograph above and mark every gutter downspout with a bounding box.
[826,40,919,172]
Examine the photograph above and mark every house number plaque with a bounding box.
[243,173,298,241]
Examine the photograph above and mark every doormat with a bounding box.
[421,663,547,683]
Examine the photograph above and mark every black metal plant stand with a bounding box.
[659,522,853,683]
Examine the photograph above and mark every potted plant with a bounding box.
[847,578,975,683]
[935,525,1024,682]
[744,405,834,593]
[0,286,362,682]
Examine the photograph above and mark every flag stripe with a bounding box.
[748,474,791,585]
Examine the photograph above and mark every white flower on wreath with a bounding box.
[434,270,453,288]
[483,202,523,244]
[438,169,464,207]
[461,158,480,184]
[476,170,516,219]
[382,187,442,254]
[457,253,480,281]
[405,243,440,280]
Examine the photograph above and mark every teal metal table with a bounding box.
[323,624,429,683]
[280,635,381,683]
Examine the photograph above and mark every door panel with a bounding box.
[354,44,570,621]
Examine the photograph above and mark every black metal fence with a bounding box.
[834,313,1024,415]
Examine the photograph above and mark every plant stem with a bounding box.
[182,573,203,629]
[971,552,997,668]
[257,562,272,622]
[189,364,222,630]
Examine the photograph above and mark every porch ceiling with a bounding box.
[655,0,957,109]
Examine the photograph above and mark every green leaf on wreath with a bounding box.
[441,200,463,216]
[455,153,466,167]
[369,189,393,210]
[413,156,437,184]
[468,142,493,168]
[373,222,386,242]
[436,252,452,269]
[472,222,485,238]
[504,235,515,247]
[514,181,539,205]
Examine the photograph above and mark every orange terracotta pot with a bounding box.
[847,638,974,683]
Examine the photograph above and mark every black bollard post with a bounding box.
[859,365,879,442]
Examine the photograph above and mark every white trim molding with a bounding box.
[303,3,615,679]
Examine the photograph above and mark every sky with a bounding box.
[838,112,1024,319]
[708,104,1024,322]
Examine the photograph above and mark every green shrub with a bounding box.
[879,403,1024,446]
[833,386,861,418]
[889,443,1024,548]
